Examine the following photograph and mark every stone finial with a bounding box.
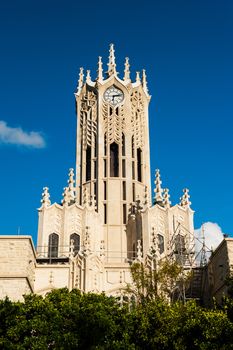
[136,71,140,83]
[77,67,84,94]
[136,239,143,261]
[68,168,75,201]
[107,43,117,76]
[163,188,171,208]
[62,186,69,205]
[86,70,92,84]
[41,187,51,208]
[180,188,191,208]
[97,56,103,81]
[142,69,149,94]
[124,57,130,81]
[154,169,164,205]
[62,168,76,206]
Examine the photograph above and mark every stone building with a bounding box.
[1,45,203,301]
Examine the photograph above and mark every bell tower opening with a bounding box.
[110,142,119,177]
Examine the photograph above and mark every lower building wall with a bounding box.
[0,278,32,301]
[34,265,71,296]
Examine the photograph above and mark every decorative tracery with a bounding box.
[130,90,145,148]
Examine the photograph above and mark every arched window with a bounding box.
[70,233,80,256]
[137,148,142,182]
[48,233,59,258]
[110,142,119,177]
[158,234,165,254]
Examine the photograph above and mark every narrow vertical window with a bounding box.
[104,159,107,177]
[104,133,107,156]
[132,161,135,180]
[137,148,142,182]
[132,183,135,202]
[94,135,97,157]
[131,135,135,158]
[86,146,91,181]
[48,233,59,258]
[122,181,126,200]
[110,142,119,177]
[104,204,107,224]
[122,159,126,178]
[123,204,127,224]
[122,133,125,156]
[104,181,107,200]
[116,107,119,116]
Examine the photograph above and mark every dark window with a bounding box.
[86,146,91,181]
[132,136,135,158]
[122,133,125,156]
[137,148,142,182]
[94,135,97,157]
[104,181,107,200]
[110,142,119,177]
[104,204,107,224]
[123,204,127,224]
[122,181,126,200]
[158,234,165,254]
[116,107,119,116]
[122,159,126,177]
[104,159,107,177]
[132,183,135,201]
[70,233,80,256]
[48,233,59,258]
[104,133,107,156]
[132,161,135,180]
[110,106,113,116]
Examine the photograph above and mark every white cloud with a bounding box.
[194,222,224,263]
[0,120,46,148]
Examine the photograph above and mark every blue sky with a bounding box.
[0,0,232,244]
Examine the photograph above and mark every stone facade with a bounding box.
[34,45,195,298]
[0,236,36,301]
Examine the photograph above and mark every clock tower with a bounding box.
[75,44,151,262]
[36,44,195,297]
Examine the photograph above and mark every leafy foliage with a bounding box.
[0,288,233,349]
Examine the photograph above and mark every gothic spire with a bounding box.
[124,57,130,81]
[67,168,75,201]
[136,71,140,83]
[180,188,191,208]
[77,67,84,94]
[142,69,149,94]
[41,187,51,208]
[154,169,164,205]
[107,43,117,76]
[86,70,92,84]
[97,56,103,81]
[163,188,171,208]
[62,168,76,205]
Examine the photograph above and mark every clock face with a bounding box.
[104,86,124,106]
